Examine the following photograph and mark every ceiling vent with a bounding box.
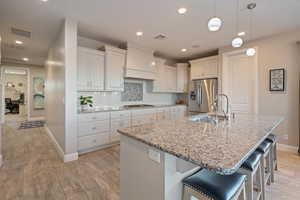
[11,27,31,38]
[154,34,167,40]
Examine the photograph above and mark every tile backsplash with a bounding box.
[78,80,177,107]
[121,82,143,101]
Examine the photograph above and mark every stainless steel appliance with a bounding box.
[188,78,218,113]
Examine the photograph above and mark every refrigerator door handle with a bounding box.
[199,86,203,104]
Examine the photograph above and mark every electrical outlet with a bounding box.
[148,149,160,163]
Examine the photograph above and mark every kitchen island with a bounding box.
[118,114,284,200]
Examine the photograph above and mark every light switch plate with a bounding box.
[148,149,161,163]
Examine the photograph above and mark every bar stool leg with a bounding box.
[260,156,266,200]
[274,143,278,171]
[270,144,275,183]
[267,151,272,185]
[256,162,263,200]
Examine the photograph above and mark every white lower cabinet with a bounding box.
[78,132,110,151]
[110,111,131,142]
[77,105,187,153]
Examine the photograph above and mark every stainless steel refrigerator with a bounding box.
[188,78,218,113]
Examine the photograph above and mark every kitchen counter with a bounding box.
[118,113,284,175]
[78,104,186,114]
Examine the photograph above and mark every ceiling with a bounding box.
[0,0,300,66]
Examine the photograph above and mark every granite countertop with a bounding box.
[79,104,186,114]
[118,114,284,175]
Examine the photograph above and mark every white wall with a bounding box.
[46,24,66,151]
[46,18,78,158]
[219,29,300,148]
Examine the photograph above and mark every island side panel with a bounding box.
[120,135,165,200]
[164,154,200,200]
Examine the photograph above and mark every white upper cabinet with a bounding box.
[190,56,218,80]
[176,63,189,93]
[104,46,126,91]
[125,43,157,80]
[152,58,177,92]
[165,66,177,92]
[77,47,105,91]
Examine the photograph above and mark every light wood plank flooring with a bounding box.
[0,122,299,200]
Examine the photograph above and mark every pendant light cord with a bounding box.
[214,0,217,17]
[236,0,239,34]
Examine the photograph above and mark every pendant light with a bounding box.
[246,3,256,56]
[208,0,222,32]
[232,0,243,48]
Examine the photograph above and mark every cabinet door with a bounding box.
[77,47,105,91]
[152,59,165,91]
[165,66,177,91]
[89,52,105,90]
[105,50,125,91]
[190,56,218,80]
[77,48,89,90]
[176,64,188,93]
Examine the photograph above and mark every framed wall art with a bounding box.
[269,68,285,92]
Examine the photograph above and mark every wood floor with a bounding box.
[0,122,299,200]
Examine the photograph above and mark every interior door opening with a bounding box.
[2,67,30,124]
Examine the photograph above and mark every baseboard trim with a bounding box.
[278,143,298,153]
[28,117,45,121]
[0,154,3,167]
[44,126,78,162]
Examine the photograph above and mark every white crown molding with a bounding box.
[278,143,298,153]
[45,126,78,162]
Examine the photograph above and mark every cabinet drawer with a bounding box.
[110,111,131,119]
[111,119,131,131]
[132,114,156,126]
[78,112,110,122]
[78,132,110,151]
[78,120,110,137]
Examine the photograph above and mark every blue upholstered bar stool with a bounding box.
[239,151,263,200]
[257,140,272,200]
[266,133,278,183]
[182,169,247,200]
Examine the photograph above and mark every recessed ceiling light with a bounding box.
[23,58,29,61]
[238,32,246,36]
[178,8,187,14]
[15,40,23,44]
[181,48,187,52]
[41,0,48,2]
[136,31,143,36]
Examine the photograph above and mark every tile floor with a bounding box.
[0,122,299,200]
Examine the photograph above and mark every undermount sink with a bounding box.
[189,113,226,124]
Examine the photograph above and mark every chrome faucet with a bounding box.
[218,93,230,120]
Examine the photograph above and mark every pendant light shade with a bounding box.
[232,37,243,48]
[246,48,256,56]
[208,17,222,32]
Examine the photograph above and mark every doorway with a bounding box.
[222,48,258,114]
[2,67,30,124]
